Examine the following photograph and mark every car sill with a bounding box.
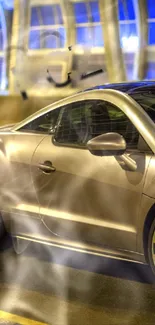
[13,234,146,265]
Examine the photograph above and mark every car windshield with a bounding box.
[131,92,155,123]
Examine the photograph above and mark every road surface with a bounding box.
[0,235,155,325]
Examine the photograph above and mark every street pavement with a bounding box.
[0,235,155,325]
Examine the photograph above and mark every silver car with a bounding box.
[0,81,155,277]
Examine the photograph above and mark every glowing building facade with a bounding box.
[0,0,154,95]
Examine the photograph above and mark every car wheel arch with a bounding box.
[143,204,155,263]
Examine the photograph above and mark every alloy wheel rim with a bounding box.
[152,230,155,266]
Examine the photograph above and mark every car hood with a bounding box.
[0,123,16,132]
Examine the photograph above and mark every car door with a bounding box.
[31,98,151,252]
[0,108,60,237]
[0,132,43,236]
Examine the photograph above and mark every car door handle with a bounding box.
[38,161,56,173]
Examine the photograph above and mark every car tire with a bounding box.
[12,236,30,255]
[147,218,155,277]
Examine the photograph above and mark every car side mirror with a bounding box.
[87,132,126,156]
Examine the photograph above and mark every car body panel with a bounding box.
[137,194,155,254]
[84,81,155,93]
[143,156,155,199]
[0,82,155,265]
[0,133,45,233]
[15,231,146,265]
[0,124,16,131]
[31,134,151,252]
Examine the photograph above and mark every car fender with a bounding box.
[137,194,155,254]
[143,156,155,199]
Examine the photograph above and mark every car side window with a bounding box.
[19,108,60,134]
[90,101,139,149]
[54,101,92,145]
[54,100,139,149]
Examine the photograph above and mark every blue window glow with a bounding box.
[145,63,155,79]
[74,1,103,47]
[93,25,104,46]
[148,23,155,45]
[118,0,135,20]
[74,2,88,23]
[119,23,137,40]
[40,6,55,25]
[1,0,14,10]
[119,23,138,50]
[0,57,3,81]
[74,1,100,23]
[76,26,103,47]
[29,28,66,49]
[76,27,92,46]
[56,4,63,24]
[126,64,133,80]
[90,1,100,22]
[44,31,57,49]
[147,0,155,19]
[29,30,40,49]
[29,5,65,49]
[44,28,65,48]
[0,30,3,50]
[30,5,63,26]
[58,27,66,47]
[30,7,40,26]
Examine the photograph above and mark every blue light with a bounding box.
[30,5,64,27]
[118,0,135,20]
[0,0,14,10]
[126,64,134,80]
[45,32,57,49]
[93,25,104,46]
[76,27,92,46]
[29,30,40,49]
[119,23,138,51]
[147,0,155,19]
[89,1,100,22]
[73,2,88,23]
[145,63,155,79]
[40,6,55,25]
[30,7,40,26]
[56,4,63,24]
[148,22,155,45]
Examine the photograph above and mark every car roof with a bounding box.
[84,81,155,94]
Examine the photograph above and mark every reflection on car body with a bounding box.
[0,81,155,276]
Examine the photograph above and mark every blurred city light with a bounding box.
[122,36,139,52]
